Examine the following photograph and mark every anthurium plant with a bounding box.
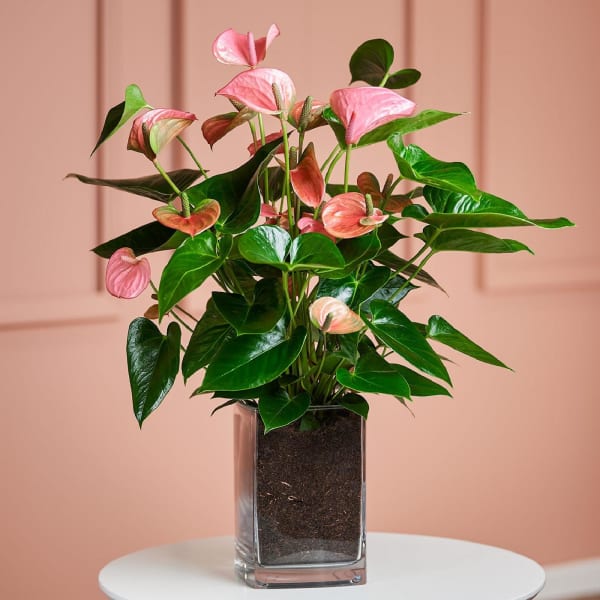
[69,26,572,432]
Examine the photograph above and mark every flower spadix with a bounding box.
[127,108,197,160]
[310,297,364,335]
[216,68,295,115]
[212,24,280,68]
[105,248,151,299]
[329,87,416,145]
[153,199,220,237]
[321,192,389,239]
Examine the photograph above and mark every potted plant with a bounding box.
[69,24,572,588]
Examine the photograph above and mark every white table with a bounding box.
[99,532,545,599]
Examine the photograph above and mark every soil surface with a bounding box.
[256,409,364,565]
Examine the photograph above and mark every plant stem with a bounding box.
[282,272,295,327]
[153,159,191,217]
[176,136,208,177]
[389,249,436,303]
[256,114,270,205]
[343,145,353,193]
[324,147,345,185]
[279,116,295,231]
[321,144,341,172]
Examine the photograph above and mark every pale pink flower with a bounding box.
[321,192,389,239]
[290,143,324,208]
[105,248,151,299]
[127,108,197,160]
[216,68,295,115]
[212,24,280,67]
[152,200,220,237]
[329,87,416,145]
[309,296,364,334]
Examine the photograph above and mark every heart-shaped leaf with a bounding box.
[259,388,310,433]
[417,226,533,254]
[289,233,345,274]
[93,221,178,258]
[158,232,232,318]
[237,225,291,268]
[126,318,181,426]
[339,393,370,419]
[394,365,451,397]
[349,38,394,86]
[374,250,444,291]
[385,68,421,89]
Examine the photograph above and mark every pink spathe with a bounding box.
[321,192,388,238]
[309,296,365,334]
[153,200,220,237]
[212,24,280,67]
[105,248,151,299]
[2,1,600,599]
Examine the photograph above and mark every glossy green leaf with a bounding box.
[158,232,231,318]
[339,393,370,419]
[195,326,307,392]
[185,137,282,233]
[212,279,286,334]
[335,233,381,275]
[427,315,510,369]
[126,318,181,426]
[66,169,202,203]
[361,273,417,311]
[394,365,451,397]
[182,299,235,381]
[403,187,574,229]
[385,68,422,89]
[388,136,479,196]
[349,38,394,86]
[376,221,408,250]
[417,226,533,254]
[374,250,444,291]
[289,233,345,274]
[364,300,451,383]
[92,221,177,258]
[316,266,390,309]
[259,388,310,433]
[237,225,291,268]
[92,84,148,154]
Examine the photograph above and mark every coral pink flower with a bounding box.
[309,297,365,334]
[153,200,220,237]
[321,192,389,239]
[329,87,416,145]
[260,204,289,229]
[289,99,327,130]
[201,108,254,148]
[216,68,295,115]
[105,248,151,299]
[290,143,324,208]
[212,24,280,67]
[297,215,336,241]
[128,108,197,160]
[247,131,284,156]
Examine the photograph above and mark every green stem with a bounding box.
[278,116,295,231]
[176,136,208,177]
[343,144,353,193]
[324,147,345,185]
[282,272,295,327]
[256,114,270,205]
[389,249,436,303]
[321,144,341,172]
[153,159,190,217]
[170,308,195,333]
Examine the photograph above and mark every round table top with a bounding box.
[99,532,545,600]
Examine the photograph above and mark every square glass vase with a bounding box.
[233,402,366,588]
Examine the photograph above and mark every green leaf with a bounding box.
[92,221,177,258]
[182,299,235,381]
[385,68,421,89]
[374,250,444,291]
[126,318,181,426]
[259,388,310,433]
[335,233,381,275]
[377,221,408,250]
[158,232,231,318]
[357,110,461,147]
[394,365,451,397]
[316,266,390,310]
[92,84,148,155]
[427,315,510,369]
[237,225,291,268]
[387,137,479,196]
[66,169,202,203]
[339,393,370,419]
[349,38,395,86]
[404,187,574,229]
[364,300,451,384]
[195,326,307,392]
[212,278,286,334]
[417,226,534,254]
[289,233,345,274]
[361,273,417,311]
[185,137,283,233]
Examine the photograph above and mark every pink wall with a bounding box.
[1,0,599,598]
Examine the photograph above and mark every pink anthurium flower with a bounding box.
[289,98,327,130]
[260,204,289,229]
[201,108,254,148]
[329,87,416,145]
[321,192,389,239]
[105,248,151,299]
[152,199,220,237]
[297,215,336,241]
[290,143,324,208]
[212,24,280,67]
[357,172,412,213]
[216,68,295,115]
[128,108,197,160]
[309,296,364,335]
[247,131,284,156]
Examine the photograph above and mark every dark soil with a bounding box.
[256,409,364,565]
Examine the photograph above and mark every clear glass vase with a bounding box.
[233,402,366,588]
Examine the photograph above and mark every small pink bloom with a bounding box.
[289,99,327,130]
[212,24,280,67]
[290,143,324,208]
[216,68,295,115]
[321,192,389,239]
[297,215,336,241]
[105,248,151,299]
[357,172,412,213]
[261,204,289,229]
[309,297,364,335]
[127,108,197,160]
[329,87,416,145]
[201,108,254,148]
[153,199,220,237]
[247,131,284,156]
